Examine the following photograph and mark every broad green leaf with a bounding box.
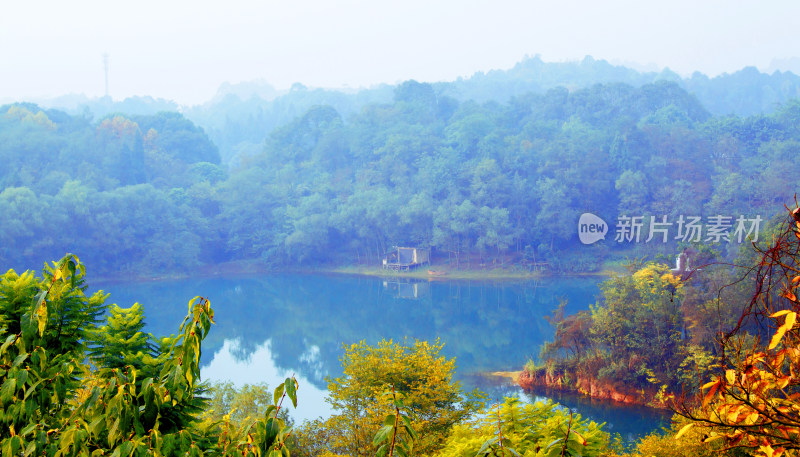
[284,377,297,408]
[373,424,393,446]
[32,290,46,310]
[273,382,285,407]
[23,441,36,457]
[60,429,76,452]
[30,290,47,337]
[20,424,36,436]
[66,258,77,288]
[107,417,120,445]
[89,417,104,438]
[402,423,417,441]
[20,314,35,342]
[24,396,34,417]
[118,442,133,457]
[179,430,192,450]
[1,334,17,353]
[476,437,497,455]
[8,436,22,457]
[185,362,194,385]
[380,390,394,400]
[12,353,28,368]
[545,438,563,450]
[1,378,16,403]
[16,370,27,389]
[278,425,293,441]
[188,296,203,312]
[263,417,281,450]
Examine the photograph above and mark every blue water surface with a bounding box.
[91,273,669,440]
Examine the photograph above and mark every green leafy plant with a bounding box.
[436,398,607,457]
[0,254,298,457]
[372,386,417,457]
[315,339,483,457]
[475,402,519,457]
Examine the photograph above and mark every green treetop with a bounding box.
[87,302,167,381]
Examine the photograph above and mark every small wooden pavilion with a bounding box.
[382,246,430,271]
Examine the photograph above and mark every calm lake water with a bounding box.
[91,273,670,441]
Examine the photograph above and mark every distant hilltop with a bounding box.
[439,55,800,117]
[10,54,800,168]
[14,54,800,119]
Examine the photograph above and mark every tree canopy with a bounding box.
[295,339,483,457]
[3,80,799,275]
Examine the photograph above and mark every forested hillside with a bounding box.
[37,57,800,169]
[2,59,800,276]
[187,57,800,167]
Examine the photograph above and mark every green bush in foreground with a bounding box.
[0,254,295,457]
[435,398,608,457]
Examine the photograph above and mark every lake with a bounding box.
[92,272,670,441]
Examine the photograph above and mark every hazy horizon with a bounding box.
[2,1,799,105]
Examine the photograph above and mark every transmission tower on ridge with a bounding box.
[103,53,109,98]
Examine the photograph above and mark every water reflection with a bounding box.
[524,387,671,443]
[88,273,673,439]
[93,273,603,392]
[202,339,330,422]
[382,278,430,299]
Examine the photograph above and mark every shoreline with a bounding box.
[89,260,618,285]
[514,369,672,411]
[322,266,548,280]
[489,370,672,411]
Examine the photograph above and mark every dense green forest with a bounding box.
[3,57,800,276]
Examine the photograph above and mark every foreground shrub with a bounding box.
[435,397,608,457]
[0,255,296,457]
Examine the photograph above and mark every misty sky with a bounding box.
[1,0,799,106]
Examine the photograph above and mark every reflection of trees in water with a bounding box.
[462,373,521,402]
[92,274,602,391]
[523,387,670,443]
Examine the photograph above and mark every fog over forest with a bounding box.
[0,56,798,276]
